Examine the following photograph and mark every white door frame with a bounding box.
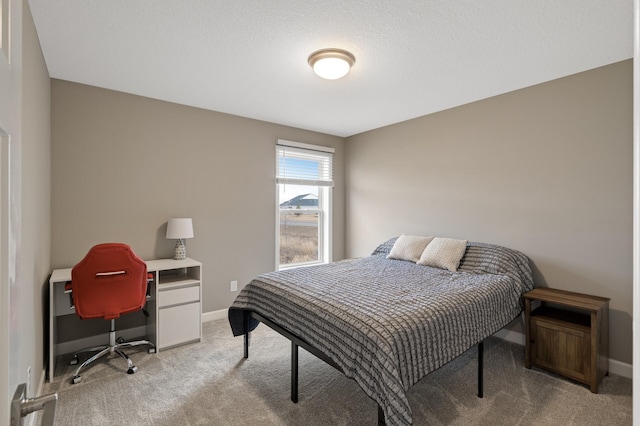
[632,1,639,424]
[0,129,10,425]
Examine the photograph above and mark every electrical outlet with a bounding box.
[230,280,238,292]
[26,366,31,396]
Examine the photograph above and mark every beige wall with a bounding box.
[345,60,633,364]
[50,80,345,313]
[50,60,632,364]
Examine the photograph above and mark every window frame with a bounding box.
[275,140,333,270]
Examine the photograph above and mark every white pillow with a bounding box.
[387,234,434,263]
[417,237,468,271]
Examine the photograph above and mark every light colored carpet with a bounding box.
[41,319,632,425]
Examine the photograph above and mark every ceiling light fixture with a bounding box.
[308,48,355,80]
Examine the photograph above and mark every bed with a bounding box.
[228,237,533,425]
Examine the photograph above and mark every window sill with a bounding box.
[278,261,326,271]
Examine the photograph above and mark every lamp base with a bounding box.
[174,239,187,260]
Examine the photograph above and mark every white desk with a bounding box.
[48,258,202,381]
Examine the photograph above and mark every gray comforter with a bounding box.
[228,240,533,425]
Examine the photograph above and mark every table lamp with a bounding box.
[166,218,194,260]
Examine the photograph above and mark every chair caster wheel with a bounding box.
[116,337,125,344]
[127,366,138,374]
[72,375,82,384]
[70,356,79,366]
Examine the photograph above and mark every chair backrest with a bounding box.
[71,243,147,320]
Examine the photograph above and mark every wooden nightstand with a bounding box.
[524,288,609,393]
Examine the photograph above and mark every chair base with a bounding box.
[70,321,155,384]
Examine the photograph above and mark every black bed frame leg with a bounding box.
[478,340,484,398]
[291,342,299,403]
[377,404,385,425]
[243,311,250,359]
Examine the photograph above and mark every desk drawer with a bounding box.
[159,285,199,307]
[159,302,201,349]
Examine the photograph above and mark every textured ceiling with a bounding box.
[29,1,633,137]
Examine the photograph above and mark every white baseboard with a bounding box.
[493,328,526,346]
[609,358,633,379]
[202,308,228,322]
[26,368,48,426]
[492,329,632,379]
[36,367,46,398]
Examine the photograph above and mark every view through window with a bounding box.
[279,188,320,265]
[276,141,333,269]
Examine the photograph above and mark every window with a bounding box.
[276,140,334,269]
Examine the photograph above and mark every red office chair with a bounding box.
[69,243,155,384]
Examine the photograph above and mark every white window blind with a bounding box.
[276,142,334,187]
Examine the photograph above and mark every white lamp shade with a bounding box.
[313,57,351,80]
[166,218,194,239]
